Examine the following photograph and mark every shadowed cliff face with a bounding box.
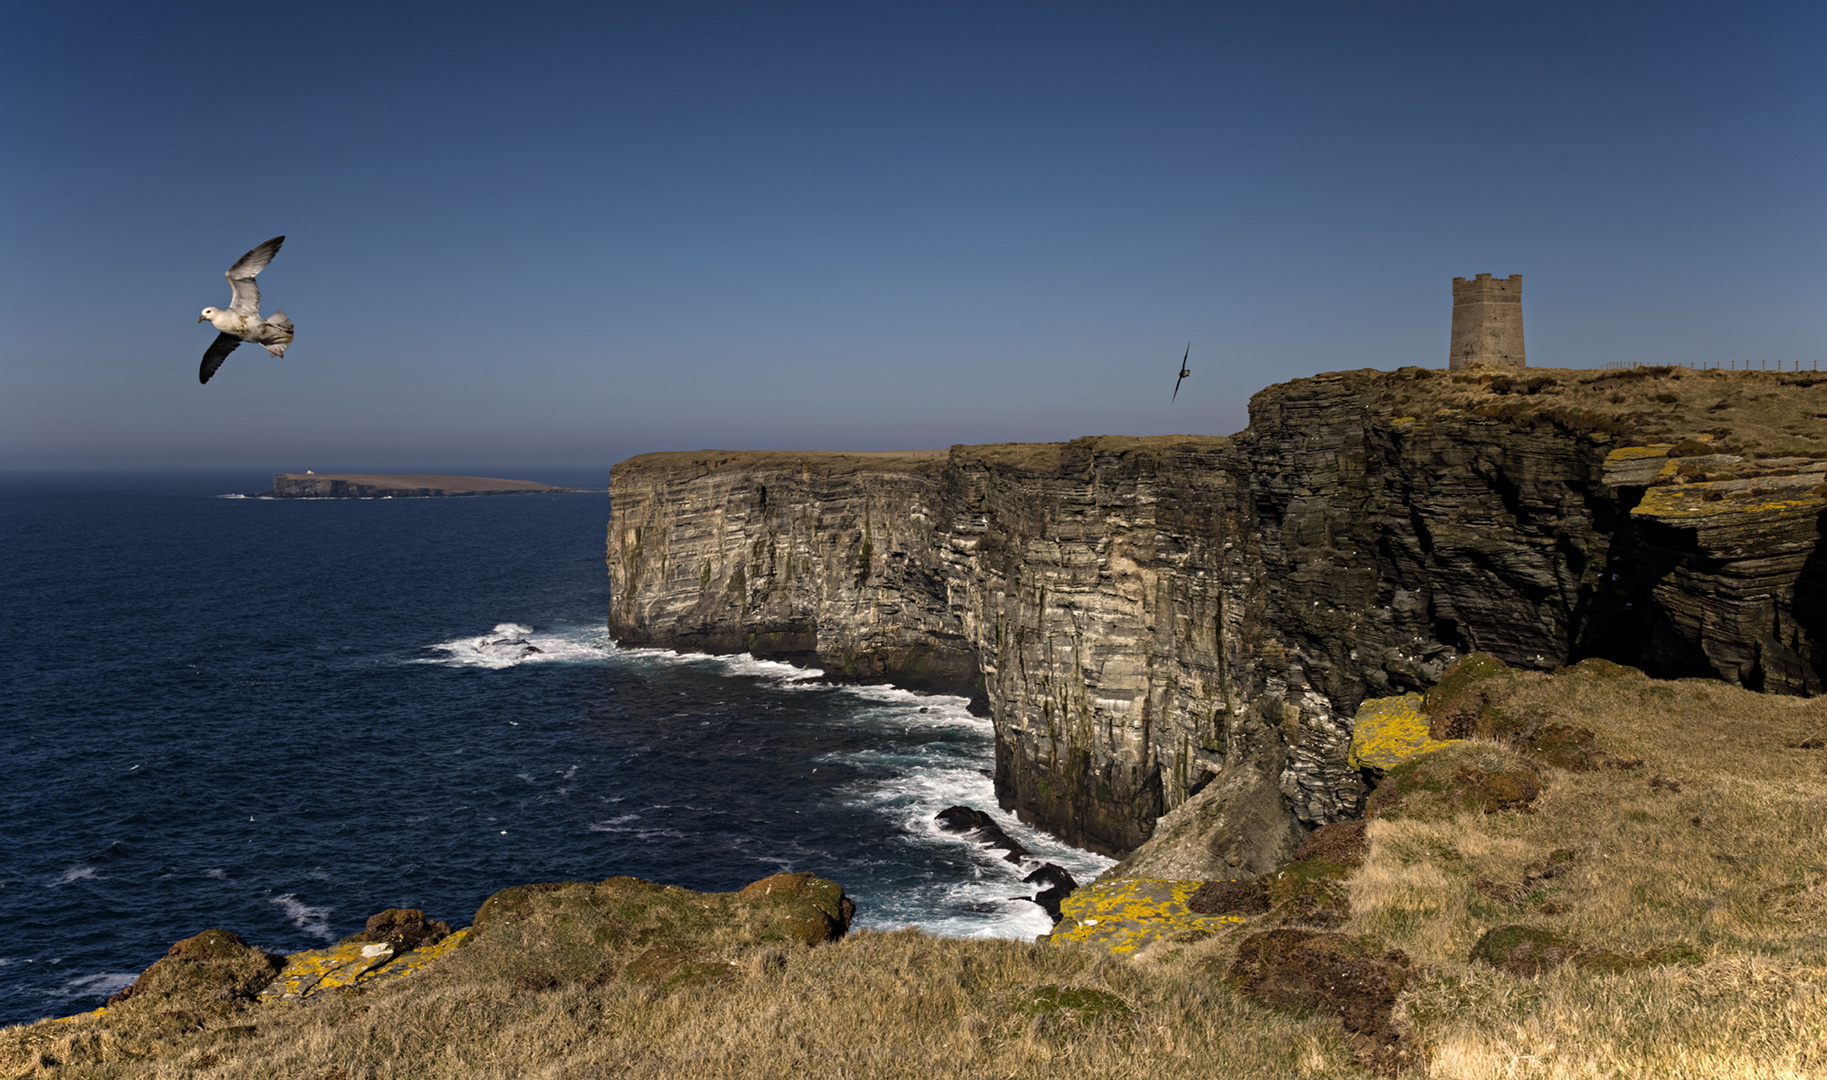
[608,369,1827,866]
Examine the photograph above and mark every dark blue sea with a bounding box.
[0,472,1110,1028]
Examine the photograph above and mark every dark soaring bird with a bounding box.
[1171,343,1190,401]
[197,236,294,384]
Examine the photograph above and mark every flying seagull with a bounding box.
[1171,343,1190,401]
[197,236,294,384]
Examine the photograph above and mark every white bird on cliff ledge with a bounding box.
[196,236,294,384]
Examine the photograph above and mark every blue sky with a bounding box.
[3,1,1822,475]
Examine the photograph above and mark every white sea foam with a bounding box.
[269,894,334,942]
[417,622,834,683]
[818,690,1114,940]
[201,868,227,880]
[52,866,97,886]
[586,813,686,840]
[416,623,617,669]
[610,645,825,681]
[413,626,1112,940]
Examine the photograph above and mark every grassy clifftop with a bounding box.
[7,661,1825,1079]
[1286,364,1827,464]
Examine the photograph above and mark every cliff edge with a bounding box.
[608,367,1827,866]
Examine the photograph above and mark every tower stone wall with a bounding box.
[1449,273,1525,369]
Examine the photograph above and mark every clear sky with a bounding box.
[4,1,1822,475]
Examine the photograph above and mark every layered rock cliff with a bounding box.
[608,367,1827,867]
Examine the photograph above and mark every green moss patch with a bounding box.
[1469,924,1702,977]
[1368,742,1544,820]
[1009,985,1134,1028]
[1424,653,1518,740]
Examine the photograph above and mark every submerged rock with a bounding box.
[1021,863,1079,923]
[935,805,1031,863]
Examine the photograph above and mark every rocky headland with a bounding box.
[11,651,1824,1079]
[608,366,1827,868]
[269,473,582,498]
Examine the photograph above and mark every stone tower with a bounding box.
[1449,273,1525,369]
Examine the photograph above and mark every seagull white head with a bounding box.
[194,236,293,383]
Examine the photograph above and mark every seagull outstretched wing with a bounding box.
[226,236,284,315]
[200,333,242,384]
[1171,343,1191,402]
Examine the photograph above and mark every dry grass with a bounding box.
[3,930,1373,1080]
[1348,665,1827,1077]
[1348,366,1827,462]
[7,665,1825,1078]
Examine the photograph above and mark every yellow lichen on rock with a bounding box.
[1049,878,1244,955]
[257,942,392,1002]
[361,927,468,987]
[256,928,472,1003]
[1602,446,1678,486]
[1348,692,1461,771]
[1632,474,1827,522]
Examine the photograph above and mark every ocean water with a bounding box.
[0,472,1110,1029]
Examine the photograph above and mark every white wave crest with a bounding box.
[52,866,97,886]
[416,623,616,669]
[610,645,825,681]
[269,894,335,941]
[418,624,837,684]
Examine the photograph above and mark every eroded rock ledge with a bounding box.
[608,367,1827,866]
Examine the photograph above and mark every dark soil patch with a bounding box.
[1187,877,1270,916]
[1291,820,1369,866]
[1228,929,1415,1075]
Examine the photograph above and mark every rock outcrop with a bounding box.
[608,368,1827,868]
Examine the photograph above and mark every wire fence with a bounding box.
[1599,359,1821,371]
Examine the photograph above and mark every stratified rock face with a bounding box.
[605,449,978,698]
[946,436,1254,855]
[608,369,1827,867]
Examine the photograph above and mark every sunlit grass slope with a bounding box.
[4,661,1825,1079]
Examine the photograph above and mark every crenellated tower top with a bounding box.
[1449,273,1525,369]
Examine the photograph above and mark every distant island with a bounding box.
[266,473,587,498]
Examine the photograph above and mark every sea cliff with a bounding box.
[608,367,1827,865]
